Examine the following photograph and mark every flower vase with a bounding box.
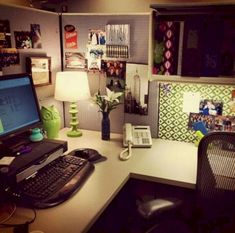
[101,112,110,140]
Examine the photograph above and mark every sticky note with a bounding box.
[0,156,15,166]
[182,92,200,114]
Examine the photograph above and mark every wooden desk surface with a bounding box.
[20,128,197,233]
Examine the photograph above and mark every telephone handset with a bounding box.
[120,123,152,161]
[123,123,133,147]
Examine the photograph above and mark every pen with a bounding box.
[16,146,32,156]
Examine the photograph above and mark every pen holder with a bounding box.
[30,128,44,142]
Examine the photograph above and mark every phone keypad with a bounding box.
[142,138,150,144]
[134,131,150,145]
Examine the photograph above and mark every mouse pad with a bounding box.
[69,148,107,164]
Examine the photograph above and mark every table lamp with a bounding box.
[55,71,90,137]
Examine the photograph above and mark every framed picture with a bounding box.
[26,57,51,86]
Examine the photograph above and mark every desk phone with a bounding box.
[123,123,152,148]
[120,123,152,161]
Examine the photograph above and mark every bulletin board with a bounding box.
[158,82,235,143]
[61,13,150,69]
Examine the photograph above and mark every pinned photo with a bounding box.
[14,31,32,49]
[101,60,126,92]
[188,113,215,131]
[0,20,11,48]
[199,99,223,116]
[31,24,42,48]
[65,52,87,69]
[88,29,106,45]
[214,116,235,132]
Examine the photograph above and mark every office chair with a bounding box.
[137,131,235,233]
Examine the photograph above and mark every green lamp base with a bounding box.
[66,102,83,137]
[67,129,82,137]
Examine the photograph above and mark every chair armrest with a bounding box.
[138,198,182,219]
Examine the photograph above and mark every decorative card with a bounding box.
[125,63,149,115]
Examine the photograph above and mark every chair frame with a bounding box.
[138,131,235,233]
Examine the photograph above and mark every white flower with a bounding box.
[104,88,123,103]
[92,88,123,113]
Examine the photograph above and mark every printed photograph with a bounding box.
[0,20,11,48]
[105,24,129,45]
[101,60,126,92]
[87,57,101,71]
[14,31,32,49]
[199,99,223,116]
[188,113,215,131]
[88,29,106,45]
[214,115,235,132]
[125,63,149,115]
[87,44,105,59]
[26,57,51,86]
[31,24,42,49]
[65,52,87,69]
[0,48,19,67]
[188,113,235,132]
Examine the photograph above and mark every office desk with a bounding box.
[26,128,197,233]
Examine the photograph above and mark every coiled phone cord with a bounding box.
[119,141,132,161]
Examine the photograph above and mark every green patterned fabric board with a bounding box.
[158,82,235,143]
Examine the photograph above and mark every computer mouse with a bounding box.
[69,148,107,163]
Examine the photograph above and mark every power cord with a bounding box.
[0,202,37,233]
[119,141,132,161]
[0,202,16,224]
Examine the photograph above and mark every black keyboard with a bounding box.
[9,155,94,208]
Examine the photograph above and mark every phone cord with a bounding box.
[119,141,132,161]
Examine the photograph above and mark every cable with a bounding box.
[0,204,36,228]
[119,141,132,161]
[0,202,16,224]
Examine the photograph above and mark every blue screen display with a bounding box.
[0,74,41,138]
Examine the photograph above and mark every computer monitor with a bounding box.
[0,73,42,142]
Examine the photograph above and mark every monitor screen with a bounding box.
[0,73,42,140]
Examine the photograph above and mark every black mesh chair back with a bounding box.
[138,132,235,233]
[196,132,235,231]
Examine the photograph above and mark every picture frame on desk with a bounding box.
[26,56,51,86]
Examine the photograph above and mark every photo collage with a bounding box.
[188,99,235,132]
[64,23,149,115]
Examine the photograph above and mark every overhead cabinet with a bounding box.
[151,3,235,82]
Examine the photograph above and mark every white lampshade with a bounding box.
[55,71,90,102]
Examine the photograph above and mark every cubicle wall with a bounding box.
[0,7,156,135]
[0,4,64,126]
[4,5,233,140]
[61,14,149,67]
[0,4,61,100]
[158,82,235,142]
[60,13,155,134]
